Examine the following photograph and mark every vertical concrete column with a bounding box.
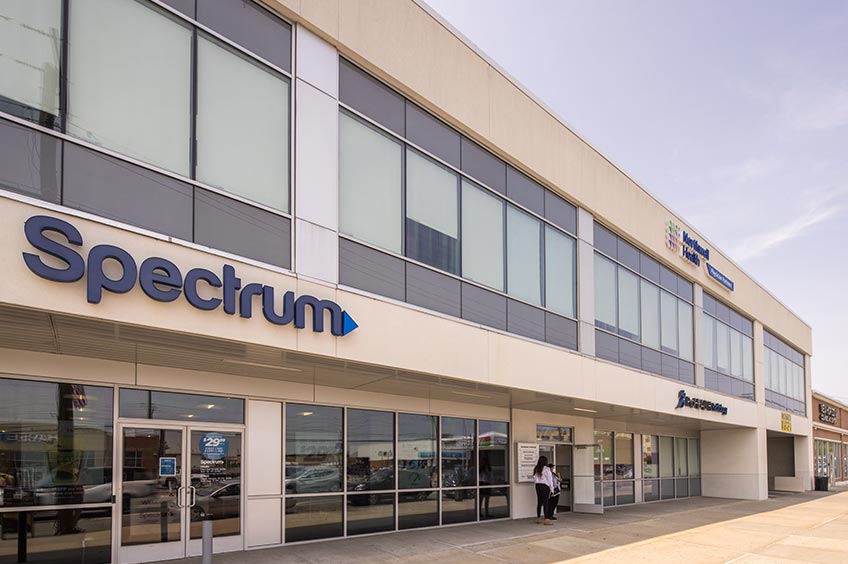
[693,284,705,388]
[753,321,766,405]
[576,208,595,357]
[293,25,339,284]
[701,427,768,500]
[794,433,813,492]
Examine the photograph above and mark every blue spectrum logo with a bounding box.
[676,390,728,415]
[22,215,359,337]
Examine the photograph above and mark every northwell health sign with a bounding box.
[21,215,358,336]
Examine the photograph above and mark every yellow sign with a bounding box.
[781,412,792,433]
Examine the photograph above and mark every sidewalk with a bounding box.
[156,488,848,563]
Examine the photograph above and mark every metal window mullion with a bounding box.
[342,406,348,537]
[281,400,286,545]
[394,411,399,532]
[437,415,442,527]
[540,223,546,310]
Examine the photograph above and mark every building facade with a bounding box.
[812,391,848,485]
[0,1,813,563]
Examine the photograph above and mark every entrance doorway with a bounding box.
[118,424,243,563]
[538,444,573,512]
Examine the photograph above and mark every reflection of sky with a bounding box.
[0,379,113,430]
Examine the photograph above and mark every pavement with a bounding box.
[154,487,848,563]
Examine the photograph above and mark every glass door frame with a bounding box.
[116,419,245,563]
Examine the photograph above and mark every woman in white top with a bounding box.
[533,456,554,525]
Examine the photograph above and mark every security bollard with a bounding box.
[202,520,213,564]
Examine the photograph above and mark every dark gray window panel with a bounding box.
[339,59,405,136]
[704,369,719,392]
[506,299,545,342]
[593,223,617,258]
[679,361,695,385]
[195,189,291,268]
[677,277,693,303]
[545,313,577,350]
[715,300,731,324]
[406,263,461,318]
[339,239,405,301]
[405,102,460,168]
[639,252,661,284]
[616,238,640,272]
[660,354,679,380]
[731,377,744,398]
[595,330,619,364]
[161,0,195,18]
[619,339,641,370]
[703,293,716,316]
[197,0,291,72]
[718,373,732,395]
[460,137,506,194]
[506,166,544,216]
[0,95,59,129]
[544,191,577,235]
[741,318,753,338]
[0,118,60,203]
[63,142,193,240]
[690,479,702,497]
[641,347,662,376]
[461,283,506,331]
[659,265,677,294]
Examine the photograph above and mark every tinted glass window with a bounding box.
[398,491,438,529]
[617,267,640,341]
[615,433,633,479]
[398,414,438,490]
[347,409,394,492]
[405,102,460,168]
[640,280,660,350]
[339,59,405,135]
[285,404,342,494]
[594,254,617,332]
[405,149,459,274]
[506,166,544,215]
[506,205,541,305]
[0,118,61,203]
[119,389,244,424]
[544,191,577,235]
[545,227,576,318]
[460,137,505,194]
[441,417,475,488]
[68,0,192,175]
[642,435,658,479]
[347,493,395,535]
[441,489,476,524]
[478,421,508,485]
[0,508,112,563]
[0,378,113,508]
[461,180,504,291]
[285,495,342,542]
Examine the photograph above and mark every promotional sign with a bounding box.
[675,389,728,415]
[159,457,177,477]
[666,219,735,292]
[199,433,228,461]
[516,442,540,483]
[21,215,358,336]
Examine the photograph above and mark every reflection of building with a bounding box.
[812,391,848,486]
[0,0,814,562]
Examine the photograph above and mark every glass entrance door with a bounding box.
[118,425,243,563]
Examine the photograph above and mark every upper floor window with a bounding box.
[702,293,754,400]
[764,330,806,415]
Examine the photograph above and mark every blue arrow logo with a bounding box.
[341,311,358,336]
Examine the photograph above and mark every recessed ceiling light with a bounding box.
[206,404,215,409]
[574,407,598,413]
[301,411,313,416]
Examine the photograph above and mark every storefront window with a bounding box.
[642,435,658,479]
[0,508,112,564]
[479,420,509,486]
[119,389,244,424]
[398,414,438,490]
[284,495,343,543]
[674,437,688,477]
[659,436,674,478]
[441,418,476,488]
[614,433,634,480]
[285,404,342,494]
[594,431,614,480]
[0,378,113,508]
[346,409,394,492]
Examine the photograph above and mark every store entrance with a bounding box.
[118,424,243,563]
[538,444,573,512]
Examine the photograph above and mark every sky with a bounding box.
[426,0,848,400]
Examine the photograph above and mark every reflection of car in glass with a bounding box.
[615,465,634,479]
[191,481,240,522]
[285,466,341,494]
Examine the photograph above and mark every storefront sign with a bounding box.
[536,425,573,443]
[666,219,734,292]
[199,433,228,461]
[676,390,728,415]
[159,457,177,477]
[21,215,358,336]
[516,443,539,483]
[819,403,837,425]
[781,412,792,432]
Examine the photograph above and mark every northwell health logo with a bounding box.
[21,215,359,337]
[665,219,734,292]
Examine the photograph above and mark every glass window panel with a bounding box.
[480,487,509,519]
[779,355,788,396]
[398,490,439,529]
[0,1,61,125]
[674,438,688,476]
[398,414,438,490]
[347,409,394,492]
[197,35,289,211]
[347,493,395,535]
[642,435,658,479]
[461,180,505,291]
[659,436,674,478]
[615,481,634,504]
[545,227,576,318]
[660,478,675,499]
[617,268,640,341]
[68,0,191,175]
[640,280,660,350]
[0,118,61,203]
[285,495,343,542]
[594,431,614,481]
[441,489,477,524]
[730,329,743,377]
[678,302,693,361]
[479,421,509,486]
[660,291,678,355]
[716,322,730,374]
[703,315,715,370]
[602,482,614,506]
[506,206,541,305]
[118,389,244,424]
[688,439,700,477]
[690,478,702,496]
[339,59,404,135]
[339,113,402,253]
[675,477,689,497]
[594,254,617,332]
[0,379,113,508]
[0,509,112,563]
[405,149,459,273]
[189,430,242,540]
[643,479,659,502]
[285,404,342,494]
[441,418,476,488]
[614,433,634,479]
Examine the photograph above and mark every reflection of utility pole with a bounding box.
[56,384,83,534]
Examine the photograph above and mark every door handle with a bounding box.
[189,485,197,508]
[177,486,185,508]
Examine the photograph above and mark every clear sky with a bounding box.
[426,0,848,401]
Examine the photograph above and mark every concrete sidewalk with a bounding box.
[156,488,848,563]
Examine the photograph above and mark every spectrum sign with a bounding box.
[666,220,734,292]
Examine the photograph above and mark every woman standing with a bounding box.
[533,456,554,525]
[547,463,561,520]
